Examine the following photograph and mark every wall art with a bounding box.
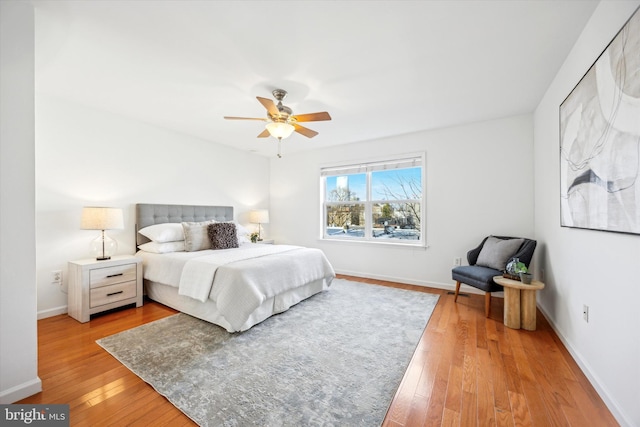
[560,7,640,234]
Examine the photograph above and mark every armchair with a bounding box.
[452,235,536,317]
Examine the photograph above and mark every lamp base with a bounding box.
[89,232,117,261]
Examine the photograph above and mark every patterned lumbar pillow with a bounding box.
[208,222,239,250]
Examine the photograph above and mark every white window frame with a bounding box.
[320,153,426,247]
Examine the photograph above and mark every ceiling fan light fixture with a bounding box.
[265,121,295,139]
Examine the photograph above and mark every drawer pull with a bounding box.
[106,273,124,278]
[107,291,124,297]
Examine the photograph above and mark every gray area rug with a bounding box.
[97,279,439,426]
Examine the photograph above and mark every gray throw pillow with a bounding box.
[208,223,239,250]
[182,220,216,252]
[475,237,524,271]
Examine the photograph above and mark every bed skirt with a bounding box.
[144,278,330,332]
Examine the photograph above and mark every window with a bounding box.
[321,154,424,245]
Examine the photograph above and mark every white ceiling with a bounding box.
[34,0,599,158]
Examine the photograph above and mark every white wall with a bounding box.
[35,95,270,317]
[0,1,42,403]
[270,114,535,289]
[534,2,640,426]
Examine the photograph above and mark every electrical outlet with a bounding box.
[583,304,589,323]
[453,257,462,266]
[52,270,62,285]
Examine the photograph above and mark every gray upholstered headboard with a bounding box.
[136,203,234,246]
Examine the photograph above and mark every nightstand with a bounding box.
[68,255,143,323]
[256,239,274,244]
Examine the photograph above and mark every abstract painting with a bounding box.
[560,7,640,234]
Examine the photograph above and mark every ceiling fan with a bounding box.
[224,89,331,157]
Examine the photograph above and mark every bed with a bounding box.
[135,203,335,332]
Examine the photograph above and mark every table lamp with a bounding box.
[249,209,269,241]
[80,207,124,260]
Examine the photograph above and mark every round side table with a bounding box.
[493,276,545,331]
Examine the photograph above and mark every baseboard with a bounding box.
[536,305,632,427]
[37,305,67,320]
[0,377,42,404]
[333,269,498,297]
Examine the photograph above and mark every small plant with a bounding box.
[515,261,528,274]
[250,232,259,243]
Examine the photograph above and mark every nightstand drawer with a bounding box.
[90,281,137,308]
[90,263,137,289]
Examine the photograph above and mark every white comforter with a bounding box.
[178,244,298,302]
[138,244,335,331]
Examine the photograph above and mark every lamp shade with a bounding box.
[265,122,295,139]
[80,207,124,230]
[249,209,270,224]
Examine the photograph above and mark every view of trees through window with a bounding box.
[322,157,423,243]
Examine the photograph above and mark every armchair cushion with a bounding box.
[452,265,504,293]
[475,236,524,271]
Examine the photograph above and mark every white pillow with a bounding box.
[138,241,185,254]
[233,221,250,236]
[138,223,185,243]
[182,220,216,252]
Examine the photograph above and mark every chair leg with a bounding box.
[454,281,461,302]
[485,292,491,317]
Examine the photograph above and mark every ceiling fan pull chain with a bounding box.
[277,138,283,158]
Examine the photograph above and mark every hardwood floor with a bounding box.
[19,275,618,426]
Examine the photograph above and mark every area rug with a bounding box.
[96,279,439,426]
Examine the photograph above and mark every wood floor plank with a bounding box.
[501,353,525,396]
[487,339,511,412]
[477,347,497,426]
[459,390,478,427]
[508,391,533,427]
[560,402,592,427]
[461,354,477,395]
[505,328,536,383]
[441,407,461,427]
[562,377,620,427]
[402,393,430,427]
[93,387,168,426]
[495,407,515,427]
[521,342,573,426]
[415,332,443,398]
[443,364,463,414]
[18,275,618,427]
[421,323,455,427]
[385,347,428,425]
[476,312,488,350]
[520,378,552,427]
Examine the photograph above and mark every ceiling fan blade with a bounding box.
[256,97,279,116]
[294,124,319,138]
[257,129,270,138]
[224,116,266,121]
[292,112,332,122]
